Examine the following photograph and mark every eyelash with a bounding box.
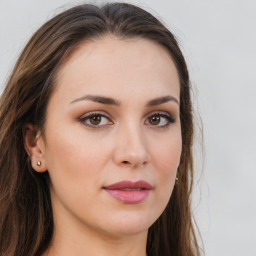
[78,111,176,128]
[78,112,112,128]
[145,112,176,128]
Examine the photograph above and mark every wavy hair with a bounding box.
[0,3,201,256]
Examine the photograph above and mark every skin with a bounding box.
[24,36,182,256]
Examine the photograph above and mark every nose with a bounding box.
[113,123,151,168]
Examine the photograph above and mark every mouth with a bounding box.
[103,180,152,204]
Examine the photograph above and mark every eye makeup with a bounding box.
[77,110,176,130]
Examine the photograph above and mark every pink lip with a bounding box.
[103,180,152,204]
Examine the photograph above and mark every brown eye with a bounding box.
[79,113,112,128]
[149,115,161,125]
[89,115,102,125]
[145,113,175,127]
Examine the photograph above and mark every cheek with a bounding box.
[43,127,111,211]
[43,125,116,208]
[44,123,110,174]
[153,132,182,172]
[151,131,182,196]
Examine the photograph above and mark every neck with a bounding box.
[43,210,148,256]
[44,228,148,256]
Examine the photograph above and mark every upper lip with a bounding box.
[103,180,152,190]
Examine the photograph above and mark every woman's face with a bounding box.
[38,36,182,237]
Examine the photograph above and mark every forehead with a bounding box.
[53,35,180,103]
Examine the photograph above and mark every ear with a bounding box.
[23,124,47,173]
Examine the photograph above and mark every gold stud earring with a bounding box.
[175,177,178,181]
[37,161,41,166]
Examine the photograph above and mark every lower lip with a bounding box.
[104,189,151,204]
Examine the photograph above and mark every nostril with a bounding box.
[122,161,130,165]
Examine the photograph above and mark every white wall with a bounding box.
[1,0,255,255]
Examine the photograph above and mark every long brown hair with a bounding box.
[0,3,201,256]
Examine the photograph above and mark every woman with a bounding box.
[0,3,201,256]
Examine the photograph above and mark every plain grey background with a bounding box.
[1,0,256,255]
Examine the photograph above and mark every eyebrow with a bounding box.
[70,94,179,106]
[70,95,121,105]
[146,95,179,106]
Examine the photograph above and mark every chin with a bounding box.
[103,210,156,236]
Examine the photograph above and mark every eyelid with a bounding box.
[144,110,173,119]
[78,111,113,128]
[144,111,176,127]
[77,110,176,129]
